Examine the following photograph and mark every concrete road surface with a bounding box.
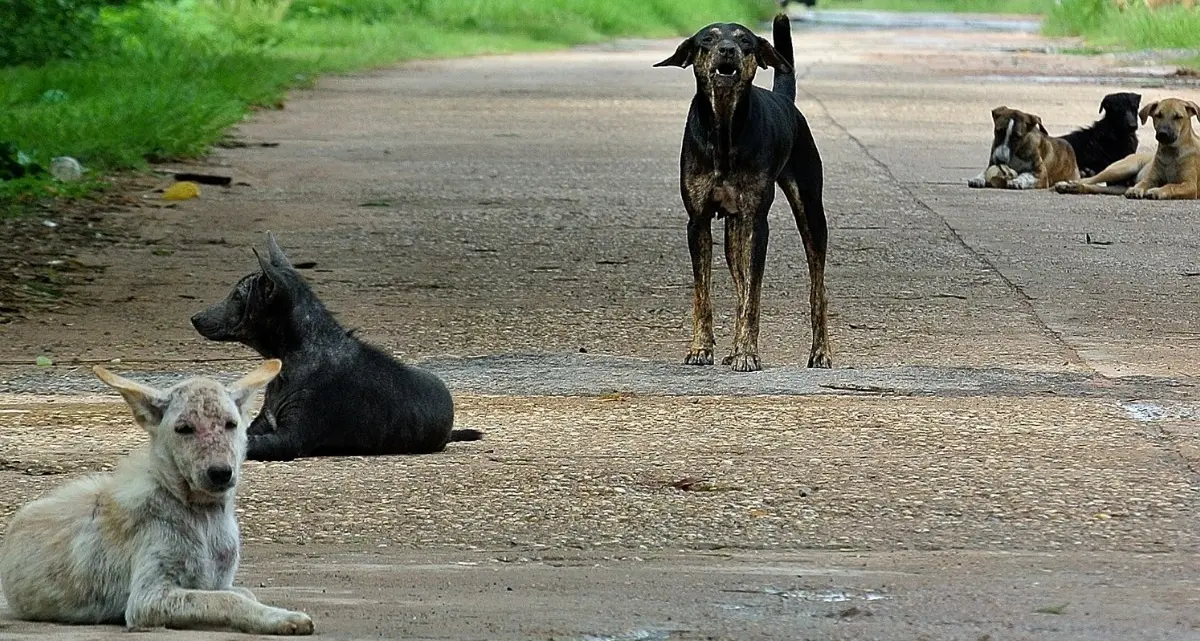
[2,17,1199,641]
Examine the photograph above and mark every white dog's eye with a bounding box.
[224,420,238,431]
[174,424,194,435]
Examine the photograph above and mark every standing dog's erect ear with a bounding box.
[93,367,170,432]
[1139,101,1158,125]
[991,106,1008,122]
[754,36,791,72]
[654,39,697,68]
[226,359,282,416]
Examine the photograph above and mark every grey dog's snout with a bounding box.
[206,465,234,488]
[190,309,224,339]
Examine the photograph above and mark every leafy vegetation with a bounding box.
[1045,0,1200,49]
[0,0,773,208]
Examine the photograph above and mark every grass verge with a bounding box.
[0,0,773,210]
[1045,0,1200,49]
[815,0,1050,14]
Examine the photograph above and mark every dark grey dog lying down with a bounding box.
[191,232,482,461]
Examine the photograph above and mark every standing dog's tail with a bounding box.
[771,13,796,101]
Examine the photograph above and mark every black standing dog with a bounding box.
[191,232,481,461]
[655,14,831,372]
[1058,92,1141,178]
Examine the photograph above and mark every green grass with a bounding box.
[0,0,773,205]
[817,0,1051,14]
[1045,0,1200,48]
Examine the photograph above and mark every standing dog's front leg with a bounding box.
[684,210,716,365]
[723,206,770,373]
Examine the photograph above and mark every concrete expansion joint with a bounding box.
[795,80,1091,373]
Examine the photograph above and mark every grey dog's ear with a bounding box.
[264,231,293,269]
[755,36,791,72]
[253,247,284,300]
[654,39,696,68]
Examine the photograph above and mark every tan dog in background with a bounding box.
[968,107,1080,189]
[1054,98,1200,200]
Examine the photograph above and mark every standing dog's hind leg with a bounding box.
[684,211,716,365]
[782,177,833,368]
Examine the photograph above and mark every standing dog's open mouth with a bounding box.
[712,61,740,83]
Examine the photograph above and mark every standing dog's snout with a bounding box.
[206,465,233,488]
[716,42,738,57]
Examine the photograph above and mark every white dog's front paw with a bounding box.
[258,608,314,635]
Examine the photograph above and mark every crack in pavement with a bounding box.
[794,74,1093,375]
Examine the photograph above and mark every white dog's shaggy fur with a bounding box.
[0,361,313,635]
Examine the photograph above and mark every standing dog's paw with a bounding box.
[725,353,762,372]
[684,348,714,366]
[263,609,314,635]
[807,351,833,369]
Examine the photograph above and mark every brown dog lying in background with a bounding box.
[969,107,1080,189]
[1054,98,1200,200]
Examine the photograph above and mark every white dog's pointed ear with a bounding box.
[93,366,169,432]
[227,359,282,415]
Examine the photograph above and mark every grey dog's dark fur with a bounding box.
[655,14,831,372]
[191,232,480,461]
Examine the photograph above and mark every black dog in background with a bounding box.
[191,232,481,461]
[1059,92,1141,177]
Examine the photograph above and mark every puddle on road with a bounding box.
[578,629,675,641]
[762,587,888,602]
[1121,401,1196,422]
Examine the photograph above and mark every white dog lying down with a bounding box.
[0,360,313,635]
